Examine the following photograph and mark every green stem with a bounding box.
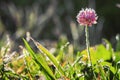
[85,26,97,80]
[85,26,92,66]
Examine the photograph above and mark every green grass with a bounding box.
[0,37,120,80]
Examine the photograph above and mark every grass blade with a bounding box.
[30,38,65,76]
[23,38,56,79]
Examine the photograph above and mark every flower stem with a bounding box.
[85,26,92,66]
[85,26,97,80]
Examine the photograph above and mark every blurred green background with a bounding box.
[0,0,120,50]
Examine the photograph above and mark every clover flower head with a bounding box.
[76,8,98,26]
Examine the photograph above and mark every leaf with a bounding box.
[23,38,55,79]
[96,44,112,60]
[101,61,116,74]
[114,52,120,63]
[30,38,65,76]
[81,44,112,64]
[81,47,98,64]
[97,61,107,80]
